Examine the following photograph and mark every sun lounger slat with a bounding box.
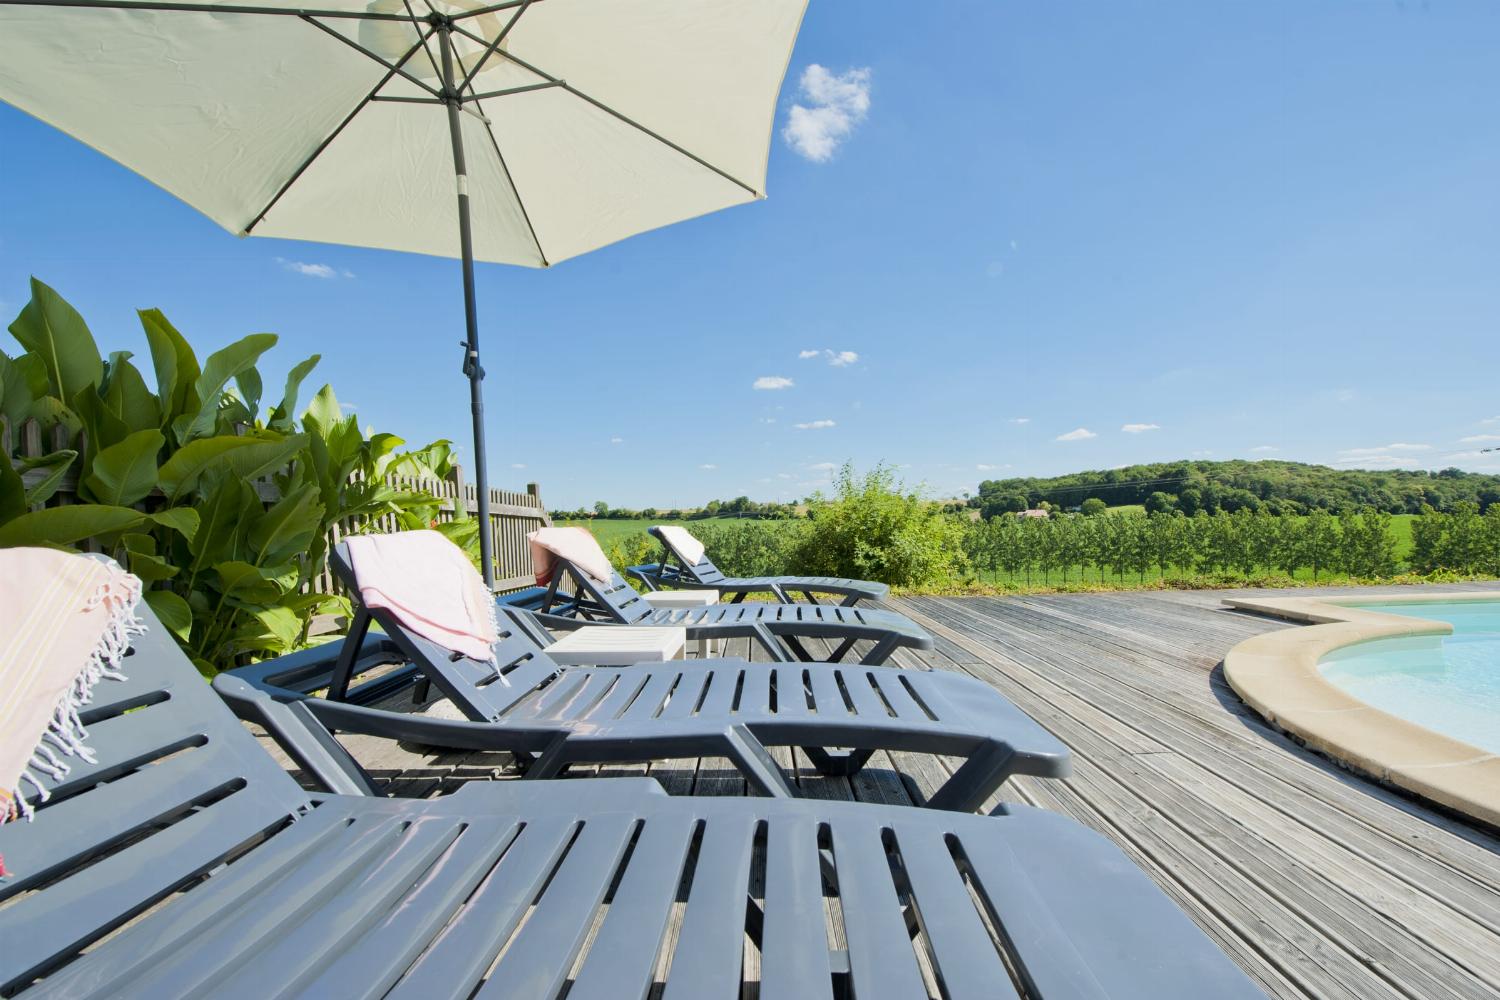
[770,665,810,716]
[889,820,1021,999]
[831,820,930,999]
[567,813,699,1000]
[616,668,683,721]
[658,671,710,719]
[385,814,580,999]
[659,811,758,1000]
[277,815,526,999]
[472,813,639,1000]
[696,664,743,716]
[842,668,892,719]
[118,812,462,999]
[759,813,836,1000]
[738,665,772,714]
[807,667,850,719]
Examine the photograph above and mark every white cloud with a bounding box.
[1459,434,1500,444]
[777,472,794,480]
[976,463,1011,472]
[276,257,349,279]
[798,349,860,367]
[610,436,624,445]
[699,463,718,470]
[510,463,527,469]
[339,402,358,412]
[808,462,838,472]
[1333,388,1357,403]
[782,64,872,162]
[758,417,777,424]
[1008,417,1030,425]
[985,260,1005,278]
[1250,445,1279,453]
[753,375,795,390]
[1337,443,1431,458]
[1121,423,1160,434]
[1192,449,1214,457]
[1056,427,1096,441]
[796,419,836,430]
[1482,416,1500,425]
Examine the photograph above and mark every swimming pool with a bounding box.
[1319,600,1500,755]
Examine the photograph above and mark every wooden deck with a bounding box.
[258,584,1500,999]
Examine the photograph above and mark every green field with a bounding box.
[556,517,781,544]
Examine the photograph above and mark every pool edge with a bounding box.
[1222,593,1500,830]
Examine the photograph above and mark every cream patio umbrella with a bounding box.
[0,0,807,584]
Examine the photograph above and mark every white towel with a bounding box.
[655,525,706,566]
[528,526,614,585]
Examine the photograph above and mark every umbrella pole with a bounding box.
[439,21,495,588]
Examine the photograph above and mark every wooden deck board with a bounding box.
[251,584,1500,999]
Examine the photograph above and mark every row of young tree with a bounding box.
[963,505,1500,585]
[552,495,800,522]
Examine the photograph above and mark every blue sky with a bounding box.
[3,1,1499,509]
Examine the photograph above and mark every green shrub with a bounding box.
[0,278,471,673]
[790,464,966,587]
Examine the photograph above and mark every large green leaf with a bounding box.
[268,354,320,431]
[249,483,323,568]
[0,453,25,521]
[19,449,78,507]
[157,432,303,500]
[212,560,287,604]
[234,367,263,418]
[171,332,276,443]
[6,278,102,402]
[70,384,129,467]
[143,590,192,641]
[139,308,200,425]
[0,504,144,547]
[186,476,257,570]
[103,353,162,431]
[83,429,164,506]
[150,506,200,542]
[0,351,46,428]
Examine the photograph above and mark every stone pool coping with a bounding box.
[1222,592,1500,829]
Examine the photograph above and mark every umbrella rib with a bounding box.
[0,0,419,19]
[445,43,549,266]
[449,23,760,198]
[300,14,443,100]
[457,0,533,93]
[242,27,436,235]
[402,0,444,84]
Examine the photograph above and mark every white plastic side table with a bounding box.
[546,626,687,666]
[641,590,721,657]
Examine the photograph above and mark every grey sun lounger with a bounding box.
[503,553,931,665]
[629,524,891,606]
[229,583,1072,813]
[1,600,1266,999]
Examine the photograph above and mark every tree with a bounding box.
[1304,510,1338,581]
[1079,497,1107,516]
[981,493,1028,519]
[592,500,608,518]
[1144,491,1177,515]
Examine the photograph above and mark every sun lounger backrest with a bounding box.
[565,563,655,623]
[330,543,563,719]
[648,525,727,584]
[0,600,310,993]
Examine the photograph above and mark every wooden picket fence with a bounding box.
[2,415,550,593]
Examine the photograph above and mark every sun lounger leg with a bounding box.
[800,746,875,777]
[925,742,1017,813]
[723,726,795,798]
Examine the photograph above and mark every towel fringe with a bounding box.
[4,571,142,824]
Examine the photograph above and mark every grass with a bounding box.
[556,517,782,544]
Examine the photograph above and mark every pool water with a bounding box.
[1319,601,1500,755]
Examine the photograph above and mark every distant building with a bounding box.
[1018,508,1050,519]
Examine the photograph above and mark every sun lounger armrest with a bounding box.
[212,675,382,798]
[624,563,665,590]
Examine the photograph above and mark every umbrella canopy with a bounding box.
[0,0,808,582]
[0,0,805,266]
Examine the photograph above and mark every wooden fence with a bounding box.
[2,415,550,593]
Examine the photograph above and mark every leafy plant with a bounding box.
[1,278,474,673]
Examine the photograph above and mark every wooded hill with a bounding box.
[976,460,1500,516]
